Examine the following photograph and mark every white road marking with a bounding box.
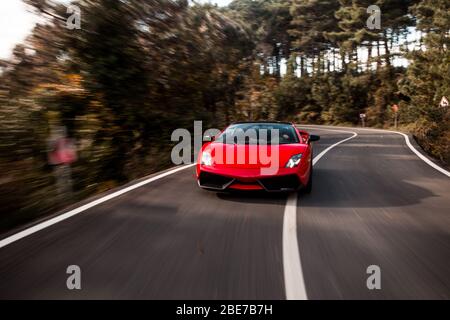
[393,131,450,178]
[301,125,450,178]
[283,128,358,300]
[311,129,358,166]
[283,193,307,300]
[283,124,449,300]
[0,164,196,249]
[5,124,443,299]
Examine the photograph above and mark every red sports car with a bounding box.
[196,122,320,193]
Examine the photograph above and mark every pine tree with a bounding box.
[400,0,450,163]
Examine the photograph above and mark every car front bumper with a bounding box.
[197,166,308,192]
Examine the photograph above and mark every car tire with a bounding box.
[303,163,313,194]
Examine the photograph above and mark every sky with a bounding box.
[0,0,413,69]
[0,0,40,59]
[200,0,233,6]
[0,0,234,60]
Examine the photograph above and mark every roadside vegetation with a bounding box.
[0,0,448,231]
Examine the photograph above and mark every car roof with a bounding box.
[231,121,294,125]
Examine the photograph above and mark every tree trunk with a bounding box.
[332,48,336,72]
[327,51,331,73]
[367,42,372,71]
[376,40,381,69]
[274,54,281,79]
[317,53,321,75]
[341,51,347,72]
[383,31,391,66]
[300,56,305,77]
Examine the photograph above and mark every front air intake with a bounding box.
[258,175,300,191]
[199,172,235,190]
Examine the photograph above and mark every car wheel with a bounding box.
[304,163,313,194]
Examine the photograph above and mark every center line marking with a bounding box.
[283,128,357,300]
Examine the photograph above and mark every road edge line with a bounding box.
[283,128,358,300]
[0,164,196,249]
[393,131,450,178]
[300,125,450,177]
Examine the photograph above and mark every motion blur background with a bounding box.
[0,0,448,232]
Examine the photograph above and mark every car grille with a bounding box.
[198,172,235,190]
[258,175,300,191]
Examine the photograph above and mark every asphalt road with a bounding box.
[0,126,449,299]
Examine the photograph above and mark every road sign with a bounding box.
[360,113,366,128]
[440,96,448,108]
[391,105,400,129]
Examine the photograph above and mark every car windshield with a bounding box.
[216,123,299,145]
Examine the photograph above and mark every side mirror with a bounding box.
[203,135,215,144]
[309,135,320,143]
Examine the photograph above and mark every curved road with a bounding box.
[0,126,449,299]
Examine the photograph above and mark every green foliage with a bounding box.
[400,0,450,163]
[0,0,448,231]
[0,0,254,231]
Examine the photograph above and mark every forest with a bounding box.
[0,0,448,231]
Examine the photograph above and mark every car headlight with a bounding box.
[201,151,212,166]
[286,153,302,168]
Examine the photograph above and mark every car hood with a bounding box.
[202,142,307,169]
